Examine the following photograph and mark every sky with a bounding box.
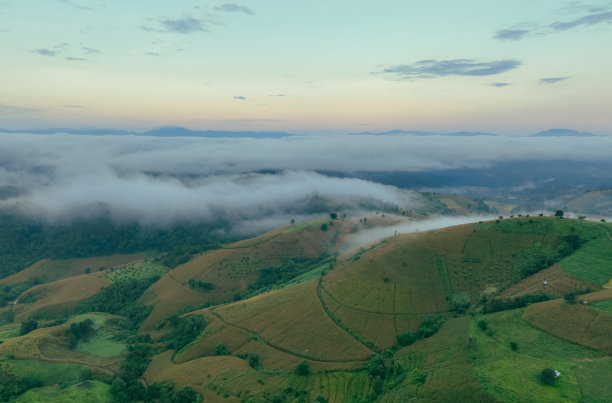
[1,1,612,134]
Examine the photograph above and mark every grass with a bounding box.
[523,297,612,354]
[0,253,147,285]
[573,358,612,403]
[213,279,373,363]
[13,275,110,322]
[0,323,20,339]
[77,330,125,357]
[395,316,495,402]
[15,380,112,403]
[469,308,605,402]
[6,359,91,385]
[590,298,612,314]
[560,235,612,285]
[104,260,168,283]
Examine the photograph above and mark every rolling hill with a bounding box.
[1,215,611,402]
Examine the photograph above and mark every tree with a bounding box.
[477,319,488,331]
[20,319,38,335]
[295,360,310,376]
[539,368,557,385]
[555,210,564,219]
[214,343,230,356]
[330,212,337,220]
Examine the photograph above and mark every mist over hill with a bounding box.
[1,131,612,228]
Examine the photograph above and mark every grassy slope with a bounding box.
[12,274,110,322]
[15,381,112,403]
[212,279,373,362]
[522,290,612,354]
[3,216,612,402]
[469,308,607,402]
[138,220,344,331]
[0,253,147,285]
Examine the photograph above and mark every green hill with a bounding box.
[1,216,612,402]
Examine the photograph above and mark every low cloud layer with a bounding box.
[378,59,521,79]
[1,132,611,230]
[342,216,495,251]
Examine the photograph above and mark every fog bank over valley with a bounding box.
[1,131,611,231]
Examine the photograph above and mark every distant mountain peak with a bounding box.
[530,128,600,137]
[349,129,497,137]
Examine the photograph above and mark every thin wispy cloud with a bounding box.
[490,82,511,87]
[65,56,86,61]
[234,95,247,100]
[144,16,207,34]
[81,47,101,54]
[59,0,92,11]
[35,48,56,56]
[62,105,83,108]
[495,6,612,40]
[215,3,255,15]
[551,10,612,30]
[539,77,569,84]
[378,59,521,79]
[494,28,531,40]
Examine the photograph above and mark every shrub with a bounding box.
[564,292,577,304]
[477,319,488,331]
[20,319,38,335]
[509,341,518,351]
[539,368,557,385]
[248,353,260,369]
[214,343,230,356]
[397,331,418,346]
[295,361,310,376]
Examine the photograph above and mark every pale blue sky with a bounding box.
[1,0,611,133]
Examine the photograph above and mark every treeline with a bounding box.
[481,293,551,314]
[0,372,42,401]
[187,279,216,292]
[110,335,202,402]
[0,210,229,278]
[250,255,333,292]
[397,316,445,347]
[514,234,582,279]
[77,278,156,330]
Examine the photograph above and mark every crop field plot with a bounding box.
[77,330,125,358]
[138,275,216,331]
[174,311,253,363]
[0,322,20,339]
[320,286,405,350]
[470,308,605,402]
[214,280,373,362]
[13,275,110,322]
[560,235,612,285]
[104,261,168,283]
[573,357,612,402]
[590,298,612,314]
[500,264,598,299]
[7,359,91,385]
[0,253,147,286]
[14,380,112,403]
[396,317,493,402]
[323,236,449,315]
[523,297,612,354]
